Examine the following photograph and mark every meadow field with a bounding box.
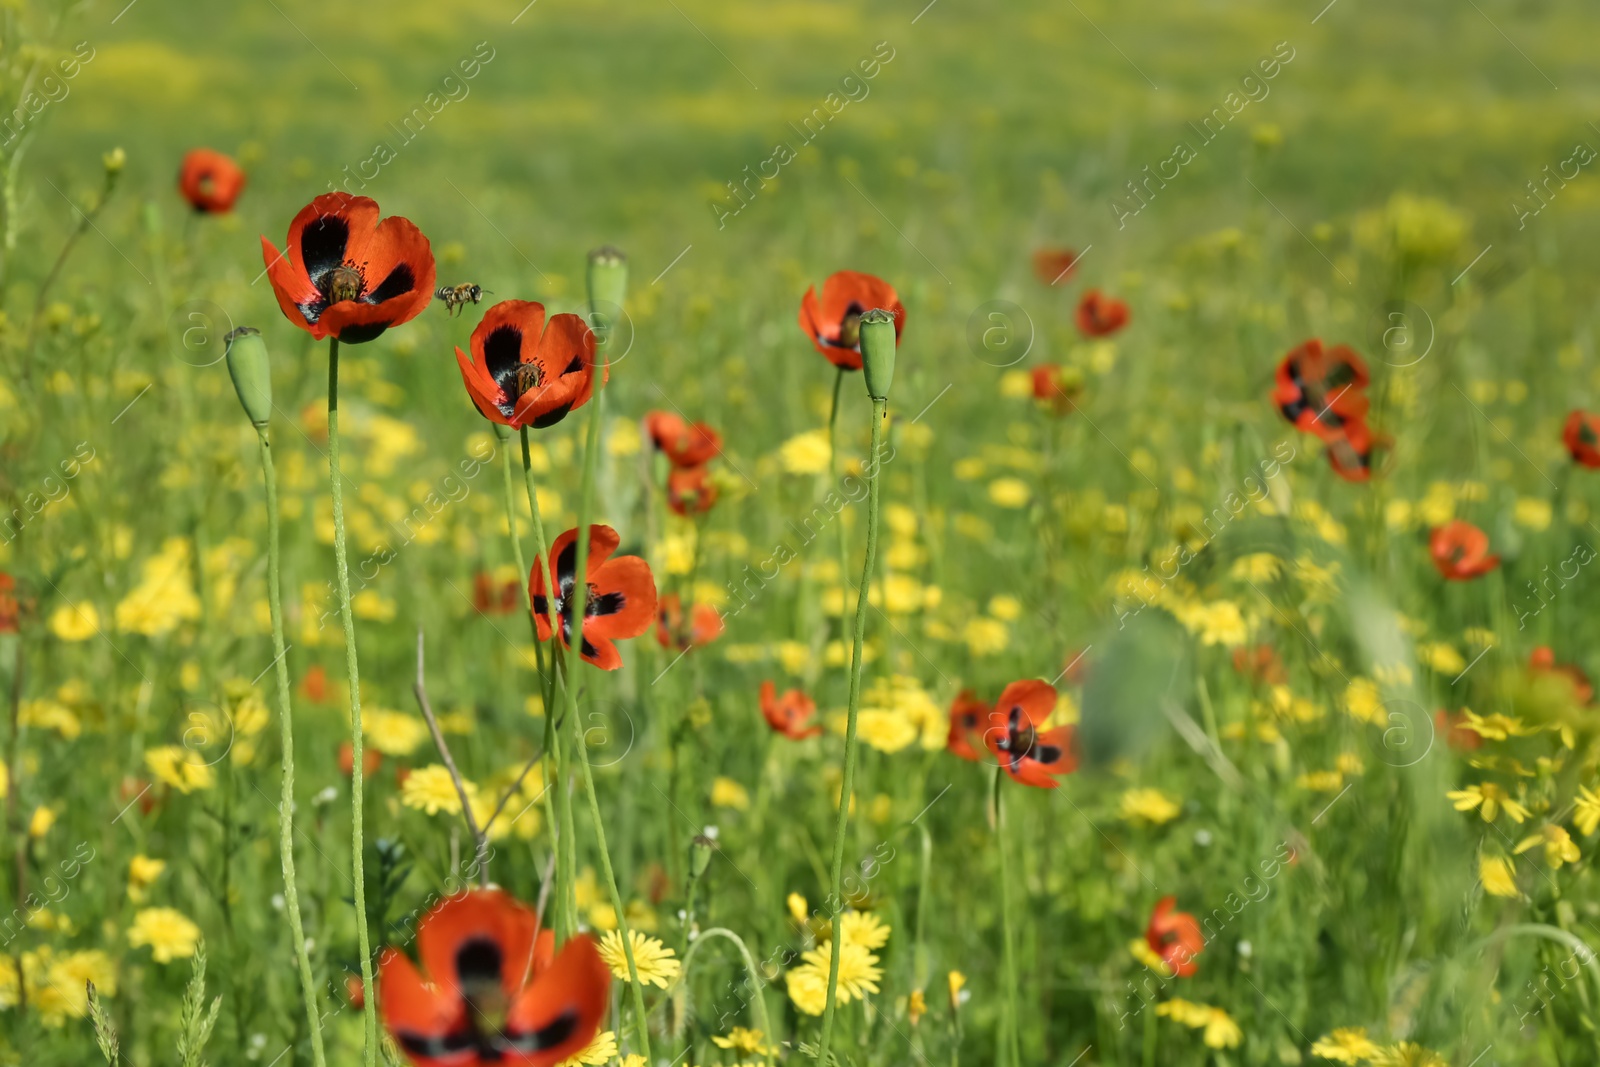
[3,0,1600,1064]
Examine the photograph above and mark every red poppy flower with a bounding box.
[346,973,367,1009]
[1529,646,1594,705]
[178,148,246,214]
[339,740,383,777]
[0,573,17,634]
[946,689,989,761]
[1325,418,1380,482]
[798,270,906,372]
[655,594,724,651]
[473,572,520,615]
[666,465,719,516]
[1032,247,1080,286]
[1433,709,1482,752]
[261,192,436,344]
[643,411,722,468]
[379,888,608,1067]
[1145,896,1203,977]
[456,301,601,430]
[760,680,822,740]
[1273,339,1371,442]
[983,680,1077,788]
[1563,410,1600,469]
[1231,644,1287,685]
[300,665,329,705]
[1029,364,1083,414]
[119,777,158,817]
[1429,520,1499,581]
[1074,289,1129,337]
[530,525,657,671]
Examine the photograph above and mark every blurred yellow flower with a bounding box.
[1342,678,1385,726]
[144,746,215,794]
[1416,642,1465,675]
[48,602,99,641]
[1515,824,1580,868]
[363,709,429,756]
[787,892,809,924]
[554,1029,617,1067]
[1479,854,1520,898]
[28,805,55,837]
[711,776,750,810]
[351,590,397,622]
[1514,497,1552,531]
[779,429,831,474]
[712,1027,774,1056]
[1229,553,1282,582]
[1574,785,1600,836]
[1119,788,1181,825]
[840,910,891,950]
[988,594,1022,620]
[963,617,1009,657]
[115,538,202,636]
[401,765,476,816]
[1448,782,1529,823]
[947,969,967,1011]
[128,855,166,902]
[127,907,201,963]
[1311,1027,1381,1063]
[988,477,1031,508]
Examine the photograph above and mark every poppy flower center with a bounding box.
[515,362,545,397]
[838,307,864,348]
[323,265,364,304]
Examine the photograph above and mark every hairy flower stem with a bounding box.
[327,337,377,1065]
[994,769,1022,1067]
[256,427,328,1067]
[519,425,578,940]
[826,366,851,612]
[564,361,653,1061]
[816,396,886,1063]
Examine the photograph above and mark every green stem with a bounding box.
[518,425,576,940]
[827,367,851,611]
[680,927,777,1066]
[816,396,886,1063]
[327,336,377,1065]
[563,363,654,1062]
[257,428,327,1067]
[995,768,1022,1067]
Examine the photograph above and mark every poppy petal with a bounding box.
[504,934,611,1065]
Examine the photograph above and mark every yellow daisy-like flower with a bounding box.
[554,1029,616,1067]
[1479,854,1520,899]
[1368,1042,1448,1067]
[128,855,166,903]
[1415,641,1465,675]
[1201,1007,1243,1049]
[1574,785,1600,836]
[144,745,215,794]
[711,776,751,811]
[1119,788,1181,825]
[779,429,832,475]
[1311,1027,1381,1063]
[1448,782,1530,824]
[1229,552,1283,582]
[48,602,100,642]
[962,617,1009,657]
[1342,678,1385,726]
[790,939,881,1009]
[400,764,477,816]
[909,988,927,1024]
[786,892,809,925]
[785,964,828,1016]
[712,1028,774,1056]
[1128,937,1174,978]
[947,969,967,1012]
[599,929,681,988]
[1514,824,1581,868]
[1456,708,1532,741]
[839,910,891,950]
[850,708,919,754]
[28,805,55,838]
[127,907,202,963]
[362,709,430,757]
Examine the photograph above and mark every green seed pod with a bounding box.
[859,308,897,401]
[586,246,628,342]
[224,327,273,428]
[689,833,715,881]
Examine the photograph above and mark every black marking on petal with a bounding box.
[1034,744,1063,766]
[398,1030,476,1056]
[366,262,416,304]
[301,215,350,285]
[563,353,584,375]
[505,1010,579,1053]
[336,320,391,345]
[483,326,525,398]
[589,591,624,618]
[581,635,599,660]
[297,298,329,325]
[532,403,573,429]
[455,938,503,984]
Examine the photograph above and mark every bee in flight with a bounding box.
[436,283,489,316]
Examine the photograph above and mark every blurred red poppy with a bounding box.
[339,740,382,777]
[1074,289,1129,337]
[530,525,657,671]
[1030,364,1082,414]
[1529,646,1594,705]
[379,888,608,1067]
[1429,520,1499,580]
[1145,896,1203,977]
[473,572,520,615]
[178,148,246,214]
[300,665,330,704]
[656,594,724,651]
[1563,410,1600,469]
[261,192,436,344]
[643,411,721,468]
[798,270,906,371]
[946,689,989,761]
[983,680,1077,788]
[760,680,822,740]
[1325,418,1380,483]
[1032,247,1079,285]
[666,465,719,516]
[0,573,17,634]
[1273,339,1370,443]
[456,301,602,430]
[345,972,366,1009]
[1231,644,1286,685]
[1433,710,1482,752]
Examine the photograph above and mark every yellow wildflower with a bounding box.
[48,602,100,642]
[127,907,201,963]
[554,1029,617,1067]
[401,765,475,816]
[1479,854,1520,899]
[363,709,430,756]
[144,745,215,794]
[839,910,891,950]
[1574,785,1600,836]
[128,855,166,903]
[1515,824,1580,868]
[1119,788,1181,825]
[787,892,809,924]
[712,1028,774,1056]
[1448,782,1530,823]
[779,430,831,474]
[598,929,680,988]
[947,969,967,1012]
[988,478,1031,508]
[1311,1027,1381,1063]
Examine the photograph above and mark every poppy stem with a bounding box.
[326,336,378,1065]
[827,365,851,609]
[816,395,887,1064]
[993,767,1023,1067]
[519,424,578,941]
[254,427,327,1067]
[564,341,654,1063]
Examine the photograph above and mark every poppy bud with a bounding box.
[859,308,897,401]
[224,327,273,428]
[103,147,126,177]
[688,833,714,881]
[586,246,628,340]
